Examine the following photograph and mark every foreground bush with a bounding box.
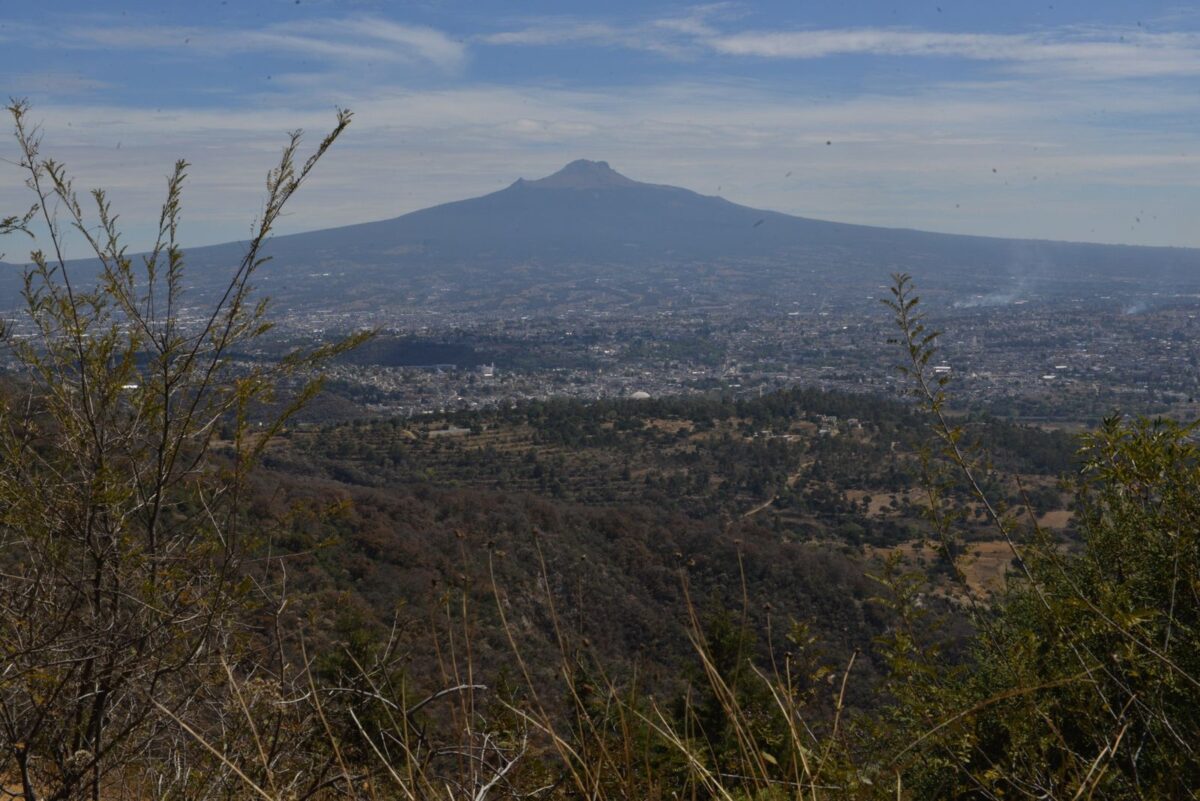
[872,276,1200,799]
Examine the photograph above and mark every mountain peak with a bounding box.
[558,159,618,176]
[517,159,639,190]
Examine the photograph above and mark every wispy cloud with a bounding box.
[483,13,1200,80]
[477,6,732,58]
[60,16,466,70]
[479,19,693,57]
[708,28,1200,78]
[264,18,467,69]
[481,21,622,47]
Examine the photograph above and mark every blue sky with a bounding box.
[3,1,1200,253]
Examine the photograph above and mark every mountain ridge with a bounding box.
[515,159,642,190]
[2,160,1199,312]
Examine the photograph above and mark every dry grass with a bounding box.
[1037,509,1073,529]
[845,489,914,517]
[867,538,1018,598]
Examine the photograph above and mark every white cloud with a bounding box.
[58,16,465,70]
[710,29,1021,59]
[481,21,623,47]
[477,6,737,57]
[479,19,694,57]
[266,18,466,69]
[484,14,1200,80]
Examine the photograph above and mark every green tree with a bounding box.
[879,273,1200,799]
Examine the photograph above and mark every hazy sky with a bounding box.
[3,1,1200,254]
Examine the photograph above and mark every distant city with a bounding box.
[243,290,1198,426]
[4,160,1198,428]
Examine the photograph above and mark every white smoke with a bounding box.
[953,241,1049,308]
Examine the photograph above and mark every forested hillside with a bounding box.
[241,386,1077,702]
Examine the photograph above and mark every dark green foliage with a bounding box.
[253,470,888,704]
[872,275,1200,800]
[871,416,1200,799]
